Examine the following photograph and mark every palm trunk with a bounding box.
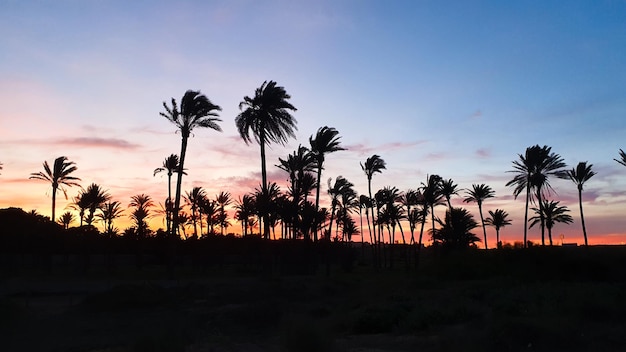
[259,130,270,240]
[314,163,323,241]
[578,186,588,246]
[478,203,488,249]
[174,135,189,238]
[166,173,172,236]
[536,189,548,245]
[51,185,57,222]
[523,182,530,248]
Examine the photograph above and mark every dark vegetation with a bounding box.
[2,208,626,352]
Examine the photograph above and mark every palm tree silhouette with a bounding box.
[58,211,75,230]
[184,187,207,238]
[310,126,345,240]
[485,209,512,248]
[464,184,495,249]
[565,162,596,246]
[361,155,386,246]
[432,207,481,249]
[70,194,90,227]
[29,156,81,222]
[79,183,111,227]
[506,145,566,247]
[154,154,185,235]
[129,194,154,238]
[614,149,626,167]
[236,81,297,238]
[420,174,444,242]
[529,200,573,245]
[235,194,256,236]
[440,178,460,210]
[215,191,232,236]
[161,90,222,237]
[98,201,124,236]
[253,182,282,239]
[327,176,356,240]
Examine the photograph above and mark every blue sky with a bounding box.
[1,0,626,244]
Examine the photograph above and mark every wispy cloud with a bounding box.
[344,140,428,156]
[475,148,491,158]
[54,137,141,150]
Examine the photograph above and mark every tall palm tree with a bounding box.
[29,156,81,222]
[463,184,495,249]
[485,209,512,248]
[161,90,222,237]
[565,162,596,246]
[154,154,185,235]
[309,126,345,240]
[614,149,626,167]
[361,155,386,245]
[529,200,573,245]
[236,80,297,238]
[129,194,154,238]
[506,145,566,247]
[440,178,459,210]
[421,174,444,241]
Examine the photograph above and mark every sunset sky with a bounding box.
[1,1,626,245]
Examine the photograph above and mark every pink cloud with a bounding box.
[344,140,428,156]
[54,137,141,150]
[475,148,491,158]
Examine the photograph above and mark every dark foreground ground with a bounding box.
[2,245,626,352]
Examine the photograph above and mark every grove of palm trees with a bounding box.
[3,82,626,352]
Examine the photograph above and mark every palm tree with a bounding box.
[184,187,207,238]
[463,184,495,249]
[614,149,626,167]
[161,90,222,237]
[129,194,154,238]
[58,211,75,230]
[326,176,356,240]
[253,182,283,239]
[529,200,573,245]
[79,183,111,226]
[98,201,124,236]
[440,178,460,210]
[70,194,90,227]
[154,154,185,235]
[484,209,512,248]
[215,191,232,235]
[431,207,481,249]
[421,174,444,242]
[506,145,566,247]
[236,80,297,238]
[565,162,596,246]
[309,126,345,239]
[361,155,386,245]
[29,156,81,222]
[235,194,256,236]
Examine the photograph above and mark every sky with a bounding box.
[1,0,626,245]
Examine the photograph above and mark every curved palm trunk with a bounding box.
[478,203,488,249]
[430,205,436,240]
[173,135,189,238]
[578,186,589,246]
